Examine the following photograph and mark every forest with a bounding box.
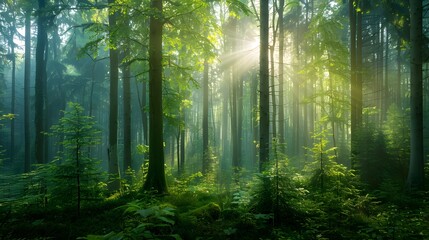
[0,0,428,239]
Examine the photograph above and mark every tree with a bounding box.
[260,0,270,171]
[143,0,168,194]
[8,16,17,164]
[350,0,362,167]
[277,0,285,152]
[108,0,120,192]
[406,0,424,191]
[49,102,103,217]
[122,12,132,175]
[202,59,210,174]
[35,0,48,164]
[24,4,32,172]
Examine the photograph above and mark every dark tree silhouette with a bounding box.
[143,0,168,194]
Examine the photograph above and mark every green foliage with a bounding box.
[175,202,222,239]
[305,127,358,194]
[183,202,221,221]
[250,160,311,227]
[85,201,180,240]
[355,106,410,191]
[353,124,390,189]
[47,102,105,212]
[382,104,410,183]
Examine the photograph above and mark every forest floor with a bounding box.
[1,175,429,239]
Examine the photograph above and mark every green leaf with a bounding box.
[136,208,155,218]
[157,216,175,225]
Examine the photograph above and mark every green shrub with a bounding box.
[84,200,180,240]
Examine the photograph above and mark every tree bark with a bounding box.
[142,81,149,145]
[108,0,120,192]
[123,57,132,172]
[24,9,31,172]
[406,0,424,191]
[259,0,270,171]
[123,12,132,173]
[350,0,362,168]
[9,29,16,164]
[35,0,47,164]
[180,122,185,173]
[278,0,285,152]
[202,59,209,174]
[143,0,168,194]
[396,37,402,108]
[251,72,259,169]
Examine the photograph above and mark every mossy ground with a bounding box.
[1,179,429,240]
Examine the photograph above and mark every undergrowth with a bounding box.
[1,162,428,240]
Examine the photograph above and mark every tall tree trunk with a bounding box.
[270,45,276,139]
[24,9,31,172]
[176,131,180,173]
[35,0,47,164]
[142,81,149,145]
[259,0,270,171]
[229,18,240,172]
[221,72,230,171]
[9,31,16,163]
[237,74,243,169]
[278,0,285,152]
[350,0,360,168]
[377,20,384,124]
[123,11,132,173]
[406,0,424,191]
[251,72,259,169]
[292,4,301,158]
[108,0,120,192]
[180,121,185,174]
[384,26,389,113]
[356,7,362,130]
[270,2,277,140]
[202,59,209,174]
[396,37,402,108]
[123,57,131,172]
[143,0,167,193]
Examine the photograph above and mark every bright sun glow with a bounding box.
[219,28,260,74]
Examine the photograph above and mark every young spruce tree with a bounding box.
[49,102,104,216]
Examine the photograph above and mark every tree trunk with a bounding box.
[396,37,402,108]
[9,30,16,163]
[384,26,389,114]
[143,0,167,194]
[108,0,120,192]
[377,20,384,124]
[142,81,149,145]
[270,2,277,141]
[356,7,362,130]
[251,72,259,169]
[123,14,132,173]
[270,45,276,139]
[176,131,180,173]
[123,58,132,172]
[35,0,47,164]
[406,0,424,191]
[180,122,185,173]
[259,0,270,171]
[350,0,360,168]
[24,9,31,172]
[292,5,301,157]
[278,0,285,152]
[202,59,209,174]
[221,73,230,171]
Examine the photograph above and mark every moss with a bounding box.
[183,202,221,222]
[176,202,222,239]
